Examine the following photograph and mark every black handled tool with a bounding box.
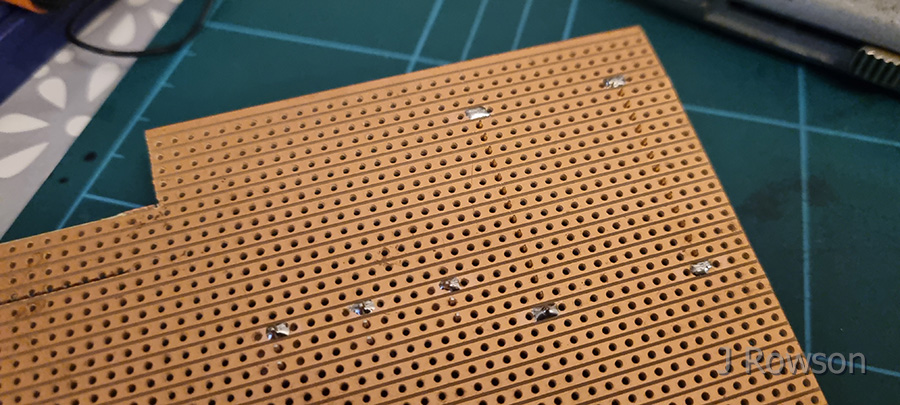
[640,0,900,92]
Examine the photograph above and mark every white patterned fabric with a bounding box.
[0,0,181,237]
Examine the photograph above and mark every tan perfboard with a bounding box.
[0,26,824,405]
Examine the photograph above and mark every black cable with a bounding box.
[65,0,214,57]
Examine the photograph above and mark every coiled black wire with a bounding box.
[65,0,214,57]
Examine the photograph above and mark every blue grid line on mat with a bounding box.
[511,0,534,50]
[808,125,900,148]
[798,66,812,354]
[83,193,143,210]
[562,0,579,40]
[461,0,489,60]
[684,104,900,149]
[56,42,195,229]
[205,21,451,66]
[406,0,445,72]
[813,355,900,378]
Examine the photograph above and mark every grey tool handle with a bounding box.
[639,0,900,92]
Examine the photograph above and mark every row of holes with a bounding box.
[189,267,773,405]
[1,196,740,400]
[4,242,762,404]
[4,149,712,343]
[1,183,727,378]
[152,56,659,183]
[94,278,786,405]
[0,36,640,262]
[153,65,662,206]
[155,87,675,210]
[3,145,711,344]
[149,33,648,152]
[0,31,648,258]
[1,84,674,280]
[154,72,669,207]
[2,97,683,301]
[1,79,676,302]
[0,87,680,296]
[3,132,692,310]
[154,48,656,169]
[309,317,792,405]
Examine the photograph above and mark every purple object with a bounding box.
[0,0,110,104]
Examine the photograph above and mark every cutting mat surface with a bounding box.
[0,25,826,405]
[3,0,900,403]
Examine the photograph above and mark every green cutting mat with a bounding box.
[5,0,900,402]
